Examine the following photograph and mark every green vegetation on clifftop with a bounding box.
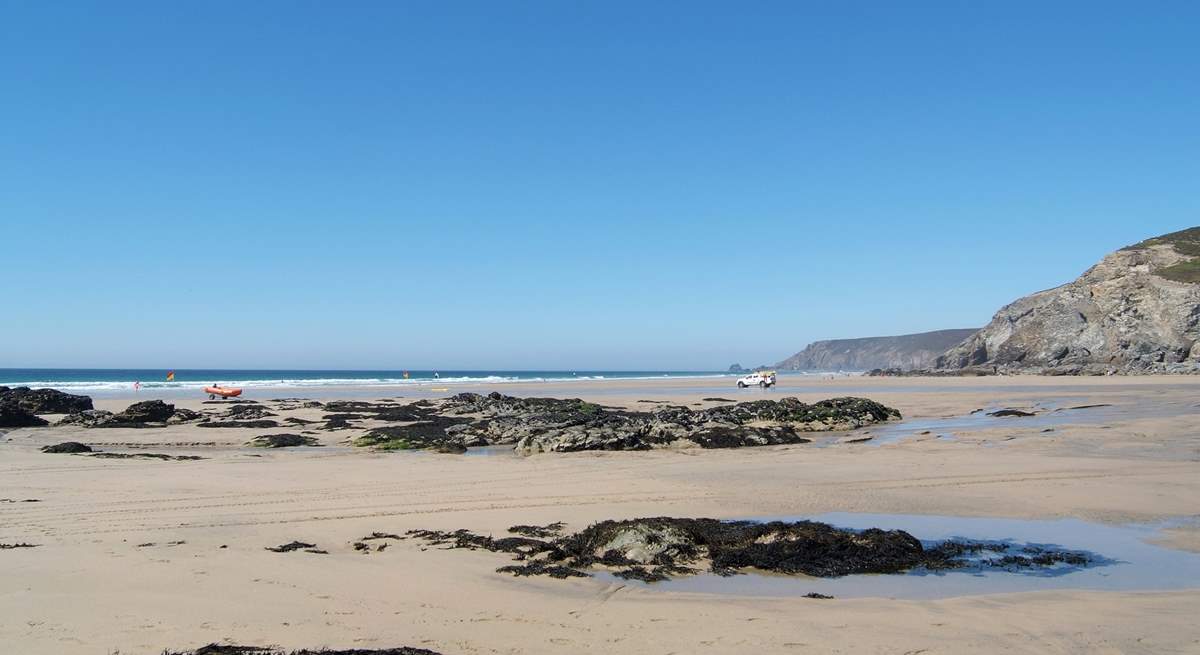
[1122,226,1200,283]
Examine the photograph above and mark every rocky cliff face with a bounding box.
[937,227,1200,374]
[776,329,979,371]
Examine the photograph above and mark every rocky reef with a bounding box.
[17,391,899,456]
[407,517,1093,583]
[0,386,93,414]
[937,227,1200,375]
[348,392,900,454]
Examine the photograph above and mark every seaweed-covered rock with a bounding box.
[408,516,1094,582]
[41,441,93,453]
[701,397,901,428]
[247,433,321,448]
[438,393,898,454]
[198,419,280,429]
[353,417,472,451]
[987,408,1037,417]
[223,404,276,420]
[562,517,925,577]
[0,404,49,427]
[338,392,899,454]
[117,400,176,423]
[80,400,178,427]
[0,386,93,414]
[56,409,114,427]
[169,408,203,423]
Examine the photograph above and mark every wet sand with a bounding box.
[2,375,1199,653]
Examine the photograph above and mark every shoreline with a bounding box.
[17,368,1200,402]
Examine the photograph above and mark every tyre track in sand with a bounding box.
[1,491,712,538]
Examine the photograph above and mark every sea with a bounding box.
[0,368,731,394]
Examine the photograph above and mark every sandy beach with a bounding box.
[3,375,1199,654]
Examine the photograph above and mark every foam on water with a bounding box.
[0,369,738,394]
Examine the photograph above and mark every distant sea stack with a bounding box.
[937,227,1200,375]
[728,364,771,373]
[776,329,979,372]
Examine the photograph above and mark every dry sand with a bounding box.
[2,375,1199,654]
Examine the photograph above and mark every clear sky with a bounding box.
[2,1,1197,370]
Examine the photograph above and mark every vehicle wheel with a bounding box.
[737,382,746,388]
[759,381,767,388]
[209,394,216,400]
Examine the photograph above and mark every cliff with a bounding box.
[776,329,980,371]
[937,227,1200,374]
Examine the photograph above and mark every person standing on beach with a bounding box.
[133,381,140,392]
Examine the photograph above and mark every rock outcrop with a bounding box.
[0,405,49,428]
[355,392,901,454]
[0,386,93,414]
[58,400,198,428]
[408,517,1094,583]
[938,227,1200,374]
[776,329,979,372]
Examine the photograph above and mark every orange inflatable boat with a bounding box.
[205,386,243,399]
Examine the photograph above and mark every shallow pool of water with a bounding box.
[464,444,519,457]
[862,402,1144,446]
[600,512,1200,599]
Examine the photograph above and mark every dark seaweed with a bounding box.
[164,645,442,655]
[266,541,318,553]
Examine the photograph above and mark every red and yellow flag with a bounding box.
[166,371,175,381]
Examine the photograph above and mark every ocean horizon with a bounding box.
[0,368,745,393]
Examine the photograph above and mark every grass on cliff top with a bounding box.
[1155,259,1200,283]
[1123,226,1200,256]
[1122,226,1200,282]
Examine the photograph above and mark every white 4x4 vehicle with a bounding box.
[736,371,777,388]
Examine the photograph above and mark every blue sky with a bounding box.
[2,1,1197,370]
